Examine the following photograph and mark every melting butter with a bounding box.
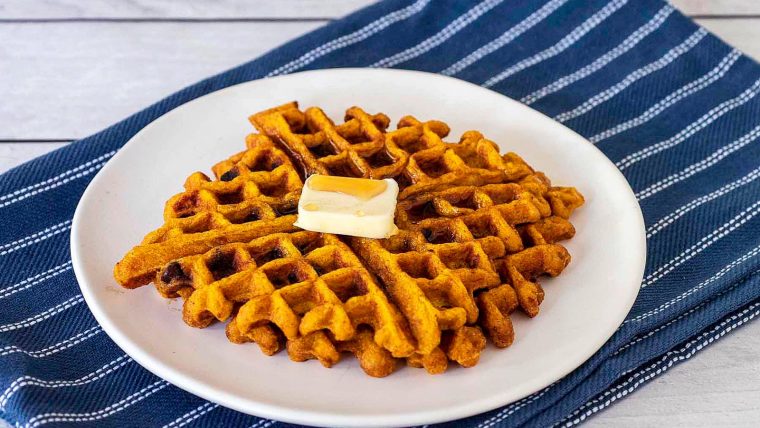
[295,175,399,239]
[307,175,388,200]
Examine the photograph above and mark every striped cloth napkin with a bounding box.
[2,0,760,426]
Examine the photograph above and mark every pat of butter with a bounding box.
[294,175,399,239]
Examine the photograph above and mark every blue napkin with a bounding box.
[2,0,760,426]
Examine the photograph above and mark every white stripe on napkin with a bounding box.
[441,0,570,76]
[371,0,505,68]
[554,28,707,123]
[482,0,629,88]
[589,50,741,143]
[618,78,760,170]
[522,5,674,105]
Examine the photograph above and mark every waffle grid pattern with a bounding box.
[115,102,584,377]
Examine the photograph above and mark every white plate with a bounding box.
[71,68,645,427]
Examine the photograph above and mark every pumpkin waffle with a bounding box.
[114,136,302,289]
[158,230,417,377]
[249,102,536,199]
[352,181,581,357]
[114,101,585,377]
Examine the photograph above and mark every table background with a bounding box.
[1,1,758,426]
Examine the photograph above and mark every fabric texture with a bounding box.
[2,0,760,426]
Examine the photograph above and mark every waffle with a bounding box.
[114,136,302,289]
[250,102,536,199]
[353,182,580,356]
[158,230,417,376]
[114,101,585,377]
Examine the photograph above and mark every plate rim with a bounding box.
[71,67,646,427]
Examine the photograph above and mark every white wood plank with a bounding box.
[672,0,760,16]
[0,0,376,19]
[2,1,758,19]
[696,18,760,59]
[586,319,760,428]
[0,142,68,173]
[0,21,323,139]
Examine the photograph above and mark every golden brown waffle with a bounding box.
[351,181,581,357]
[249,102,536,199]
[229,323,402,377]
[114,101,585,377]
[155,230,417,377]
[477,244,571,346]
[114,136,302,289]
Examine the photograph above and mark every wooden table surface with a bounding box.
[1,1,758,427]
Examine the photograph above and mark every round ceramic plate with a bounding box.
[71,68,645,427]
